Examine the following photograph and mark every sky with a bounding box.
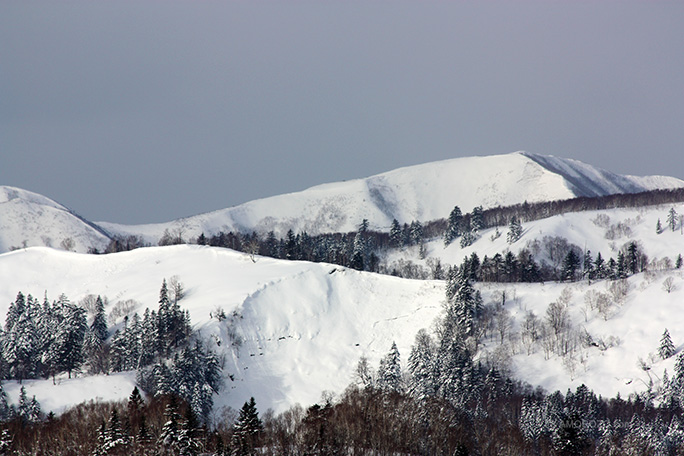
[2,1,684,225]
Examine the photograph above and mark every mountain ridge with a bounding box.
[2,151,684,253]
[98,151,684,243]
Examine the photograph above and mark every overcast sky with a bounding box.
[2,1,683,224]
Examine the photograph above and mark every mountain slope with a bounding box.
[2,206,684,417]
[99,151,684,242]
[0,186,110,253]
[0,246,444,415]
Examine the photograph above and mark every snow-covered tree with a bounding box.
[660,329,676,360]
[471,206,484,232]
[667,207,679,232]
[407,329,436,400]
[506,216,523,244]
[158,397,182,453]
[377,342,402,393]
[444,206,463,246]
[90,296,108,343]
[390,219,402,248]
[231,397,263,456]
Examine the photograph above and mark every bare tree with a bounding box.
[663,276,676,294]
[60,237,75,251]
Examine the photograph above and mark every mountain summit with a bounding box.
[2,152,683,253]
[100,151,684,243]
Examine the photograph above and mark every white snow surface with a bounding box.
[98,151,684,241]
[0,186,110,254]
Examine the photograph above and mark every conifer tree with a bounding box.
[389,219,402,247]
[668,207,679,232]
[407,329,436,400]
[158,396,182,453]
[562,250,580,282]
[377,342,402,393]
[443,206,463,246]
[471,206,484,232]
[660,329,676,360]
[90,296,108,343]
[506,216,523,244]
[231,397,263,456]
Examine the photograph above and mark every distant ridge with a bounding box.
[2,152,683,252]
[98,151,684,243]
[0,186,110,253]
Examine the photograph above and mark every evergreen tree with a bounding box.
[616,251,627,279]
[3,294,39,381]
[0,429,11,455]
[349,232,365,271]
[128,386,144,415]
[389,219,402,248]
[4,292,26,332]
[667,207,679,232]
[52,299,87,378]
[377,342,402,393]
[506,216,523,244]
[459,223,476,248]
[231,397,263,456]
[657,218,663,234]
[626,242,639,275]
[660,329,676,360]
[594,252,606,280]
[471,206,484,232]
[178,406,202,456]
[444,206,463,246]
[91,296,108,343]
[677,254,683,269]
[17,386,41,424]
[561,250,580,282]
[407,329,436,400]
[103,409,129,454]
[158,397,182,454]
[0,384,10,422]
[409,221,424,246]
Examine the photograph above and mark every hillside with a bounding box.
[98,151,684,243]
[0,186,110,254]
[2,221,684,416]
[0,246,444,415]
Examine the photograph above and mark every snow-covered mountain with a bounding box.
[2,152,683,254]
[0,186,110,254]
[2,152,684,418]
[2,209,684,417]
[99,151,684,242]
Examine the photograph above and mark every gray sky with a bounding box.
[2,1,684,224]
